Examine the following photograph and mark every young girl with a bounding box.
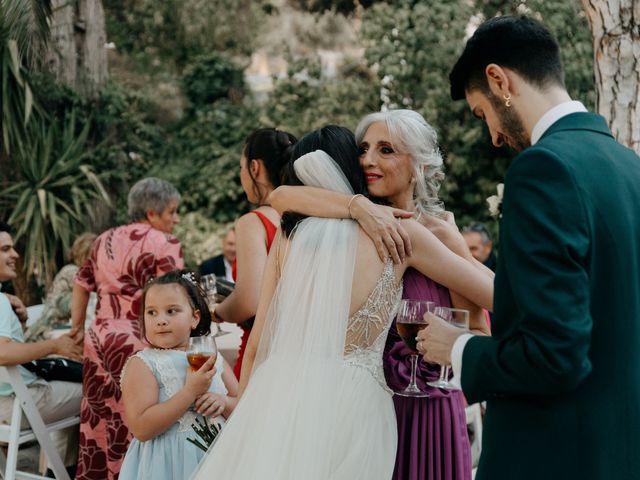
[119,269,239,479]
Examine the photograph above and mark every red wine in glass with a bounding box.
[396,323,425,352]
[395,300,434,397]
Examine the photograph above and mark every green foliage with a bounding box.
[182,54,246,107]
[0,39,34,157]
[0,0,52,158]
[0,0,51,67]
[289,0,378,14]
[172,212,234,268]
[31,76,167,226]
[159,99,259,223]
[0,113,110,284]
[263,56,379,134]
[103,0,266,63]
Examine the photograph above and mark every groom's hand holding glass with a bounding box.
[416,312,467,366]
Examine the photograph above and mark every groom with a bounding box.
[417,15,640,479]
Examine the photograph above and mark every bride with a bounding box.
[192,125,492,479]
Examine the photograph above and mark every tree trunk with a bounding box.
[581,0,640,154]
[47,0,108,97]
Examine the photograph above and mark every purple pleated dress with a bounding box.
[383,268,472,480]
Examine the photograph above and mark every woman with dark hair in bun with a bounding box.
[212,128,297,378]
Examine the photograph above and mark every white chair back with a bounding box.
[25,304,45,328]
[0,366,77,480]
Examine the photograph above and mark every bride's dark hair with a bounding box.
[280,125,367,237]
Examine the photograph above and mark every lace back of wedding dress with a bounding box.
[344,259,402,392]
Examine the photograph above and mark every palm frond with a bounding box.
[2,0,53,67]
[0,112,111,286]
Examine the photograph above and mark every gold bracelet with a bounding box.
[347,194,364,219]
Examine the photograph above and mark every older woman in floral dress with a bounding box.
[70,178,184,480]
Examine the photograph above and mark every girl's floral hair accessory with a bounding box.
[181,271,197,285]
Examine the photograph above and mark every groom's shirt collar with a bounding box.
[531,100,588,145]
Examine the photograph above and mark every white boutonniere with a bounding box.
[486,183,504,218]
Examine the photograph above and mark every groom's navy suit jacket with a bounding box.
[462,113,640,479]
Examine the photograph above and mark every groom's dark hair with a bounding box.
[281,125,366,237]
[449,15,565,100]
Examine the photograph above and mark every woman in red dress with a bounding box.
[70,177,184,480]
[213,128,296,378]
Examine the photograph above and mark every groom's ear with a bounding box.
[485,63,511,98]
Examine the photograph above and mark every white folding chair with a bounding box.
[0,366,79,480]
[465,402,483,469]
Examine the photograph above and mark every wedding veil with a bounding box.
[251,149,358,372]
[244,150,360,474]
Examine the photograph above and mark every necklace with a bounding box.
[414,210,423,222]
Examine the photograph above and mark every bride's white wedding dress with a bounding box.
[191,150,402,480]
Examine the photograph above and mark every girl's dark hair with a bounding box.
[281,125,366,237]
[243,128,298,203]
[139,269,212,343]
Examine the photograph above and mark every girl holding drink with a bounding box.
[119,270,238,479]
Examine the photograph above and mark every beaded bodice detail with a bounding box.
[344,260,403,393]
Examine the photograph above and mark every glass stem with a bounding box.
[408,354,419,390]
[439,365,447,382]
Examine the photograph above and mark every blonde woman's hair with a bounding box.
[355,109,445,216]
[69,232,97,266]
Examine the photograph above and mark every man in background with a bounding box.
[462,223,496,271]
[199,228,236,281]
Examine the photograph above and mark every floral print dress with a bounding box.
[74,223,183,480]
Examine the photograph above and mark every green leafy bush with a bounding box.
[182,53,246,108]
[159,98,259,223]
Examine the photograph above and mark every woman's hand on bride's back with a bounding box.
[350,196,413,264]
[420,211,471,260]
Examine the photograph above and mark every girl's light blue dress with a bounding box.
[119,348,227,479]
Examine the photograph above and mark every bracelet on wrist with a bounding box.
[347,194,364,219]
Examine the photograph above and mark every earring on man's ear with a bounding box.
[503,93,512,108]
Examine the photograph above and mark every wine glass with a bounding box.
[395,299,435,397]
[186,335,218,371]
[200,274,229,337]
[426,307,469,390]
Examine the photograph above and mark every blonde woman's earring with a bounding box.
[503,93,512,108]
